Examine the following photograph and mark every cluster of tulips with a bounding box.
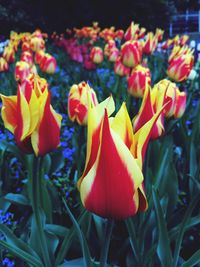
[0,30,57,78]
[52,21,194,85]
[0,20,199,267]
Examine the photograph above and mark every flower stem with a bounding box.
[30,156,51,267]
[100,219,114,267]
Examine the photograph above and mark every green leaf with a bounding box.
[45,224,69,237]
[55,209,89,266]
[0,224,42,265]
[169,215,200,241]
[180,249,200,267]
[152,187,173,267]
[4,193,30,206]
[172,193,200,267]
[0,240,43,267]
[125,218,140,263]
[62,198,92,267]
[49,150,65,174]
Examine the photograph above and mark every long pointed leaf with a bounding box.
[152,187,173,267]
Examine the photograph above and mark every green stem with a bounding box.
[30,156,51,267]
[100,219,114,267]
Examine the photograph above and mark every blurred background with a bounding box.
[0,0,199,36]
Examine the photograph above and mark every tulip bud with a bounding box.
[90,46,104,64]
[128,65,151,98]
[121,40,142,68]
[68,82,98,125]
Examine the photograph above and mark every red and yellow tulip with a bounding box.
[121,40,142,68]
[114,57,130,76]
[68,82,98,125]
[77,94,164,219]
[0,57,9,72]
[167,52,194,82]
[15,61,31,82]
[127,65,151,98]
[40,53,57,74]
[133,84,166,139]
[0,75,62,156]
[90,46,104,64]
[142,32,158,55]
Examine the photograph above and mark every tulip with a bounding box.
[167,53,194,82]
[0,57,9,72]
[127,65,151,98]
[40,53,57,74]
[114,57,130,76]
[173,35,180,46]
[90,47,104,64]
[143,32,158,55]
[15,61,31,82]
[77,94,164,219]
[68,82,98,125]
[124,22,139,41]
[35,50,45,65]
[179,35,189,46]
[153,79,177,118]
[133,84,165,139]
[3,46,15,63]
[155,28,164,42]
[0,76,62,156]
[121,40,142,68]
[138,27,146,39]
[30,36,45,52]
